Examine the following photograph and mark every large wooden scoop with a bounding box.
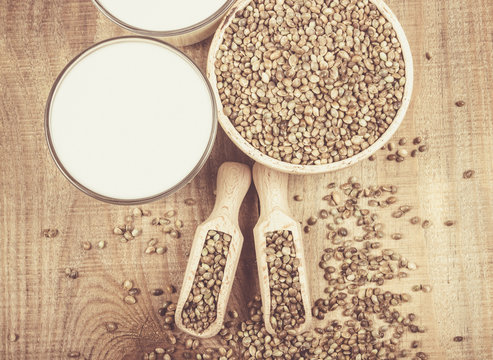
[252,163,312,335]
[175,162,251,338]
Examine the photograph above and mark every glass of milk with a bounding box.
[92,0,235,46]
[45,36,217,205]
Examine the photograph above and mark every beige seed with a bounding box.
[132,208,142,217]
[123,280,133,291]
[164,210,176,218]
[97,240,106,249]
[156,247,167,255]
[307,216,318,226]
[8,333,18,342]
[67,352,80,358]
[113,227,123,235]
[145,246,156,254]
[81,241,92,250]
[124,295,137,305]
[397,149,408,157]
[463,170,475,179]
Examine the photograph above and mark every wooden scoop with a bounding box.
[252,163,312,335]
[175,162,251,338]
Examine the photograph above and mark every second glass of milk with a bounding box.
[92,0,235,46]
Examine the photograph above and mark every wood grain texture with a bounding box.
[0,0,492,359]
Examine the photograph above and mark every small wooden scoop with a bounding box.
[175,162,251,338]
[252,163,312,335]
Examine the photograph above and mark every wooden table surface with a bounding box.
[1,0,492,359]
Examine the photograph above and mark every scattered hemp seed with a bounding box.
[145,246,156,254]
[42,228,59,238]
[391,233,403,240]
[113,227,123,235]
[413,137,422,145]
[399,138,407,146]
[397,149,408,157]
[411,340,421,348]
[122,280,133,291]
[151,289,164,296]
[166,285,176,294]
[319,210,329,219]
[463,170,475,179]
[444,220,456,227]
[400,205,412,213]
[128,288,140,296]
[307,216,318,226]
[7,333,18,342]
[425,52,432,60]
[174,220,183,229]
[169,230,180,239]
[304,226,311,234]
[422,220,432,229]
[65,268,79,279]
[392,210,404,218]
[410,216,421,225]
[67,352,80,358]
[164,210,176,218]
[132,208,142,217]
[453,336,464,342]
[184,198,196,206]
[131,228,142,237]
[418,145,428,152]
[156,247,167,255]
[81,241,92,251]
[387,154,397,161]
[369,155,376,161]
[124,296,137,305]
[97,240,106,249]
[105,322,118,333]
[411,150,418,157]
[455,100,466,107]
[388,142,396,151]
[293,195,303,202]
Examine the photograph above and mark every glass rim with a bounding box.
[44,36,218,205]
[92,0,237,38]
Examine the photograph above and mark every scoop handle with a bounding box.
[209,162,252,223]
[252,163,290,219]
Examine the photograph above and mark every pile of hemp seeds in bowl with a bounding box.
[214,0,406,165]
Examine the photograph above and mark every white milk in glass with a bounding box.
[95,0,228,32]
[48,38,215,201]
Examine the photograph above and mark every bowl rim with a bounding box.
[45,36,218,205]
[207,0,414,174]
[92,0,237,38]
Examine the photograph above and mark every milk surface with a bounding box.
[96,0,228,31]
[49,38,214,200]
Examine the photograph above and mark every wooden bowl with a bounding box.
[207,0,413,174]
